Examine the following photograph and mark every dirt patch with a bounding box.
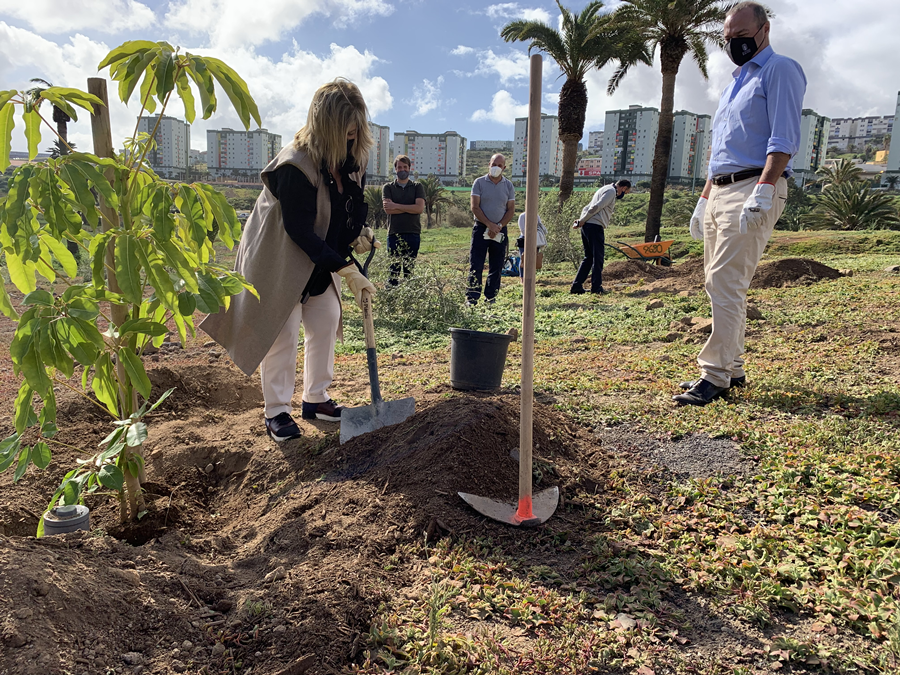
[0,359,617,675]
[603,256,842,294]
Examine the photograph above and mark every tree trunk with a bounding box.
[645,44,685,242]
[557,78,587,208]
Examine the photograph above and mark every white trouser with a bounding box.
[259,283,340,418]
[697,176,787,389]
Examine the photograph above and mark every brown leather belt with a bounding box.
[712,168,763,186]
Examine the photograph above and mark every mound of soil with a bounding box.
[604,256,841,294]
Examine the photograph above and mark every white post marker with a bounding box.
[458,54,559,526]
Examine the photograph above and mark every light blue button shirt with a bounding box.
[707,46,807,179]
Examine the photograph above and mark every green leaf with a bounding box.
[59,162,100,226]
[4,252,37,294]
[32,442,51,469]
[89,230,113,289]
[0,433,22,472]
[67,295,100,321]
[23,109,41,160]
[33,166,84,240]
[114,234,144,304]
[36,91,78,122]
[64,155,119,211]
[0,101,14,172]
[137,239,178,312]
[120,318,169,337]
[98,40,159,70]
[91,353,120,418]
[40,421,59,440]
[13,447,32,482]
[113,49,158,105]
[202,57,262,129]
[174,69,196,124]
[97,464,125,491]
[145,184,175,241]
[100,426,126,449]
[193,183,240,248]
[119,347,151,400]
[62,478,80,505]
[126,422,148,447]
[177,291,197,316]
[0,90,16,108]
[41,322,75,380]
[147,387,175,413]
[155,49,177,103]
[0,280,19,320]
[185,56,217,119]
[159,241,199,293]
[23,290,54,306]
[41,87,103,119]
[137,60,159,115]
[21,342,52,397]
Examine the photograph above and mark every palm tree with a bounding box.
[501,1,651,206]
[610,0,729,242]
[885,174,900,192]
[364,186,387,229]
[803,182,900,231]
[817,158,864,190]
[420,174,450,229]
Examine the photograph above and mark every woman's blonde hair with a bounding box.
[294,78,372,172]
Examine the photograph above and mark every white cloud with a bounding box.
[405,76,447,117]
[463,48,557,86]
[0,25,393,154]
[484,3,552,25]
[451,45,475,56]
[165,0,393,50]
[0,0,155,33]
[470,90,529,124]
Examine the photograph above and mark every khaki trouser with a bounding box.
[697,176,787,388]
[259,284,341,418]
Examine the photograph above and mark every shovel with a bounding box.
[340,245,415,444]
[458,53,559,526]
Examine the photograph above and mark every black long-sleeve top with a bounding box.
[267,158,367,298]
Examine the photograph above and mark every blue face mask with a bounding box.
[616,191,626,200]
[396,170,410,180]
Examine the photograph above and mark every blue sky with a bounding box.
[1,0,898,154]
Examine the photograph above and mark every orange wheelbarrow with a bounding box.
[606,237,675,266]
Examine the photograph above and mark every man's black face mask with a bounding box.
[727,24,765,66]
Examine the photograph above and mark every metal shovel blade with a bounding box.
[458,486,559,527]
[340,396,415,444]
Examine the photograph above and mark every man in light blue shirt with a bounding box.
[675,1,806,407]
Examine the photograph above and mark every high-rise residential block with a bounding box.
[587,130,604,153]
[886,92,900,182]
[367,122,391,181]
[137,114,190,180]
[512,113,562,178]
[668,111,711,184]
[392,130,467,182]
[206,128,282,179]
[828,114,893,152]
[470,140,513,151]
[795,109,830,182]
[600,105,659,179]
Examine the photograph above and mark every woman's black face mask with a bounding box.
[727,24,765,66]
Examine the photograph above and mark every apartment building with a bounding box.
[668,111,712,184]
[885,92,900,183]
[828,114,893,152]
[795,109,830,182]
[206,128,282,178]
[137,114,190,180]
[587,130,604,153]
[367,122,391,182]
[470,140,513,151]
[392,130,467,183]
[511,113,562,178]
[600,105,659,180]
[577,157,603,177]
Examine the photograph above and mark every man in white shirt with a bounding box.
[571,179,631,295]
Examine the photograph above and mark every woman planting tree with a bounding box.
[201,79,377,442]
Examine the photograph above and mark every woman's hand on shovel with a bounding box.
[337,264,376,309]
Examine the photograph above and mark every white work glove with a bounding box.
[336,265,376,309]
[739,183,776,234]
[689,197,707,240]
[572,220,582,230]
[350,227,381,254]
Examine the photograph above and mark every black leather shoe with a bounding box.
[673,379,729,406]
[570,284,585,295]
[590,287,607,294]
[679,375,746,390]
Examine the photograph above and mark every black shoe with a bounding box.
[673,379,729,407]
[679,375,746,390]
[265,412,302,442]
[570,285,585,295]
[301,399,344,422]
[590,287,607,294]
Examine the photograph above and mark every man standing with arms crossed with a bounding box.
[674,1,806,406]
[383,154,426,286]
[467,153,516,305]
